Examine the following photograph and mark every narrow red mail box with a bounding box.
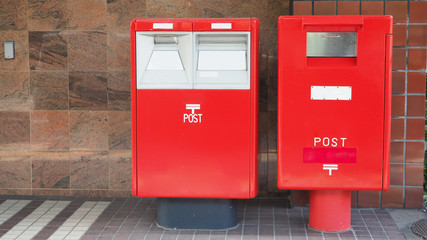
[278,15,392,191]
[277,16,392,231]
[131,18,259,199]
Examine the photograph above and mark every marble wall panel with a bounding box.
[70,151,109,190]
[28,0,67,30]
[68,31,107,71]
[0,0,27,31]
[66,0,106,30]
[31,111,69,150]
[30,71,68,110]
[0,112,30,150]
[69,71,108,110]
[29,31,67,70]
[109,111,131,150]
[109,151,131,189]
[146,0,187,18]
[32,152,70,189]
[0,152,31,189]
[107,71,130,111]
[0,71,30,111]
[107,32,130,71]
[107,0,146,32]
[69,111,108,151]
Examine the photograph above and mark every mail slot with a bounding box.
[277,16,392,232]
[131,18,259,199]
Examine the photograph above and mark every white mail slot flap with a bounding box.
[198,51,246,70]
[153,23,173,29]
[211,23,232,29]
[146,51,184,70]
[311,86,352,100]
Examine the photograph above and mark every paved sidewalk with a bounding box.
[387,208,425,240]
[0,195,416,239]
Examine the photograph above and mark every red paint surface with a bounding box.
[277,16,392,191]
[309,190,352,232]
[134,19,192,31]
[131,18,259,198]
[193,18,252,31]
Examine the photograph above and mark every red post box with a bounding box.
[277,16,392,232]
[131,18,259,199]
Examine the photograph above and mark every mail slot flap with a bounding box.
[136,32,192,89]
[197,36,247,50]
[147,35,184,71]
[198,51,246,71]
[197,34,247,71]
[146,51,184,70]
[303,16,364,26]
[194,32,250,89]
[307,32,357,57]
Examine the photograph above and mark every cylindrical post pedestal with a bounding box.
[157,198,238,230]
[309,190,351,232]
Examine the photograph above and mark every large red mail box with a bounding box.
[131,18,259,198]
[277,16,392,191]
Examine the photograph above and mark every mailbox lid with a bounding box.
[277,16,392,191]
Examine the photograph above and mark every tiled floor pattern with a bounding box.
[0,200,31,226]
[2,200,71,239]
[0,196,405,240]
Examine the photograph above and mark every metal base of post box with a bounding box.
[156,198,238,230]
[309,190,351,232]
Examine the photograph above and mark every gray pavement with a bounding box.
[0,195,425,239]
[387,208,426,239]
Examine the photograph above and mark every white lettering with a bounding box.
[183,113,203,123]
[313,137,348,147]
[341,138,347,147]
[314,137,321,147]
[331,138,338,147]
[183,114,189,122]
[184,104,202,124]
[322,137,330,147]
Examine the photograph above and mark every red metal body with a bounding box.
[277,16,392,232]
[277,16,392,191]
[131,18,259,198]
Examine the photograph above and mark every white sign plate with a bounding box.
[211,23,232,29]
[153,23,173,29]
[311,86,352,100]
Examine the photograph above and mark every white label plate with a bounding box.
[211,23,232,29]
[311,86,352,100]
[153,23,173,29]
